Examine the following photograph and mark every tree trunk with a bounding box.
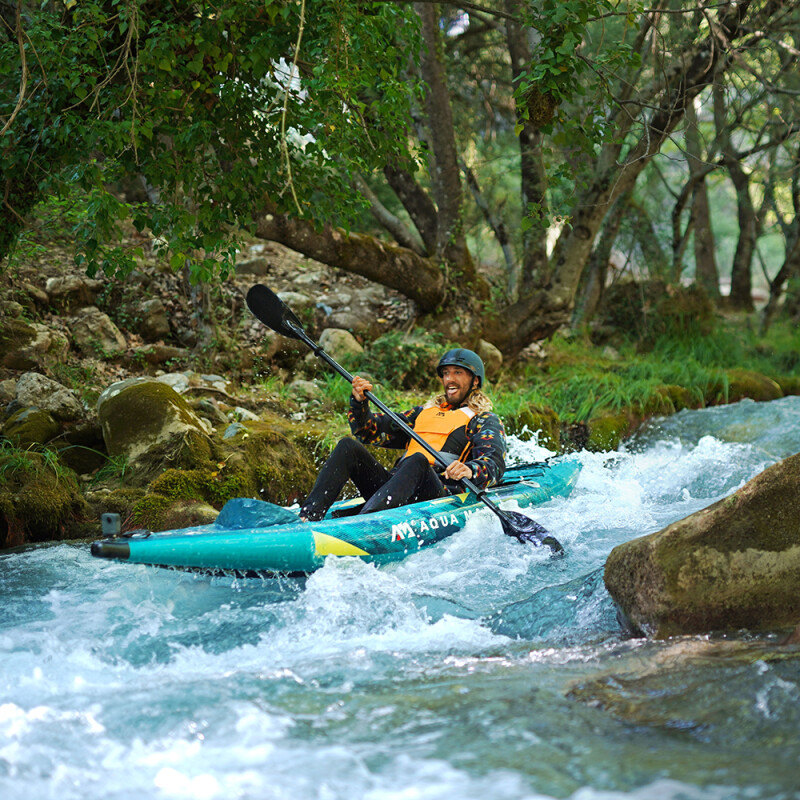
[573,192,628,325]
[714,81,756,311]
[506,1,550,296]
[414,3,471,267]
[685,98,721,299]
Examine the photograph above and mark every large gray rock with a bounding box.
[45,275,103,312]
[70,307,127,355]
[97,378,214,483]
[14,372,84,421]
[477,339,503,380]
[319,328,364,361]
[604,452,800,638]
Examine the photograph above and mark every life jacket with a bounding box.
[403,405,476,467]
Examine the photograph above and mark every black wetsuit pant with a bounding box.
[300,438,447,521]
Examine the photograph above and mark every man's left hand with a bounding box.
[443,461,473,481]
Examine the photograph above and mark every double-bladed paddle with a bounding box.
[245,283,563,554]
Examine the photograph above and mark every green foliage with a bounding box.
[1,0,420,277]
[351,329,448,391]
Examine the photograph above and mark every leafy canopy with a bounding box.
[1,0,420,279]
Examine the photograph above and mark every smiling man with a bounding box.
[299,348,507,521]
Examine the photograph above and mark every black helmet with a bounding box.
[437,348,485,388]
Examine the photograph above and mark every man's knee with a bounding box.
[400,452,431,472]
[333,437,363,455]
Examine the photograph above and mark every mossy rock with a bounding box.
[2,407,60,446]
[85,487,147,528]
[586,409,638,453]
[57,421,108,474]
[604,451,800,637]
[97,379,215,484]
[148,466,258,508]
[725,369,783,403]
[132,494,174,531]
[660,383,702,412]
[0,451,87,548]
[160,500,219,529]
[220,421,317,505]
[777,375,800,396]
[505,405,561,449]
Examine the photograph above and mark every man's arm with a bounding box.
[461,412,507,489]
[347,377,422,448]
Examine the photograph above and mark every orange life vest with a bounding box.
[404,406,476,466]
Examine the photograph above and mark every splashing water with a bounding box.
[2,397,800,800]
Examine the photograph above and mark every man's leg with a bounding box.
[359,453,446,514]
[300,438,390,521]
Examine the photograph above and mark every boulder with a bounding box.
[326,308,373,335]
[45,275,103,312]
[0,449,87,548]
[97,378,214,484]
[319,328,364,361]
[276,291,313,312]
[235,256,271,276]
[477,339,502,380]
[0,318,69,370]
[137,298,171,341]
[2,407,60,447]
[604,452,800,638]
[288,378,322,400]
[70,307,127,356]
[14,372,84,421]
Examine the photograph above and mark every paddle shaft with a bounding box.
[286,322,504,509]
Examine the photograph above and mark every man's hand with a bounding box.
[443,461,473,482]
[352,375,374,402]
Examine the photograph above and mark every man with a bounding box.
[299,348,506,521]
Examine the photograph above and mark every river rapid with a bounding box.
[2,397,799,800]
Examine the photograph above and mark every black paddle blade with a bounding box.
[246,284,304,339]
[499,511,564,555]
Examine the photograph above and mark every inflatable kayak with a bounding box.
[91,459,581,576]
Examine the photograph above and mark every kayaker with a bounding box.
[299,348,506,521]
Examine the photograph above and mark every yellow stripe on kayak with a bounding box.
[313,532,370,557]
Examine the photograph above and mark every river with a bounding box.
[2,397,799,800]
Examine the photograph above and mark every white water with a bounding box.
[2,397,800,800]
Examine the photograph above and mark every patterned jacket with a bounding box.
[348,396,506,491]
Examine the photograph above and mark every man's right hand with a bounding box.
[352,375,373,402]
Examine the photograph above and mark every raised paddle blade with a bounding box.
[246,284,304,340]
[499,511,564,555]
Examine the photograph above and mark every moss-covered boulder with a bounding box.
[604,451,800,638]
[586,409,641,453]
[97,378,215,485]
[725,369,783,403]
[218,421,317,505]
[2,408,60,446]
[0,449,88,548]
[505,404,561,450]
[778,376,800,396]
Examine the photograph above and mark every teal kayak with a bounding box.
[90,459,581,576]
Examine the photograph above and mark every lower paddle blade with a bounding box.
[246,284,304,340]
[500,511,564,555]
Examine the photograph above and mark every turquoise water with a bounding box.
[2,397,799,800]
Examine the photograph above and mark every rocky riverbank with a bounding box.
[1,239,416,546]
